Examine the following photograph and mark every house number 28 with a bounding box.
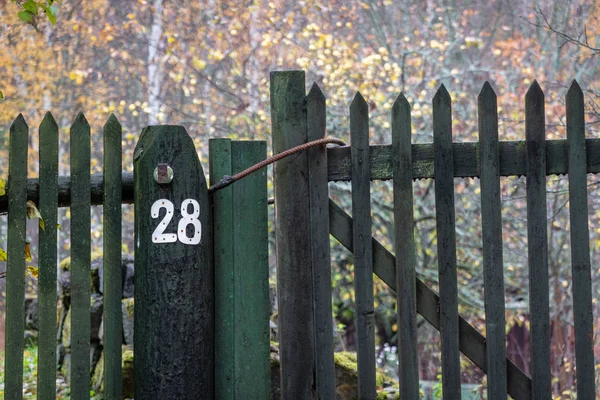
[151,199,202,245]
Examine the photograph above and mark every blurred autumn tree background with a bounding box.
[1,0,600,396]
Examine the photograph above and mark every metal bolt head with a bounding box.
[154,163,173,184]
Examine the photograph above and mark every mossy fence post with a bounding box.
[133,125,214,399]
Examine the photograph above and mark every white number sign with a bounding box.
[151,199,202,245]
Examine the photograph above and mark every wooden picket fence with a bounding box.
[0,69,597,400]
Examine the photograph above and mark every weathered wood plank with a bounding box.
[231,140,270,399]
[271,70,316,399]
[328,199,532,400]
[209,138,235,400]
[103,114,123,400]
[326,138,600,181]
[70,112,91,400]
[478,83,508,400]
[391,93,419,399]
[133,125,213,399]
[5,114,28,400]
[433,85,461,400]
[5,136,600,213]
[351,92,376,399]
[307,83,336,399]
[566,81,595,399]
[37,112,59,400]
[525,81,551,400]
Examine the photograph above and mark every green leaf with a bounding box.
[49,4,58,16]
[18,10,34,22]
[0,248,6,262]
[23,0,38,14]
[46,5,58,24]
[0,91,3,99]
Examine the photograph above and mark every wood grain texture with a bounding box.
[525,81,551,400]
[209,138,235,400]
[392,93,420,399]
[328,199,532,400]
[70,112,92,400]
[103,114,123,400]
[478,83,507,399]
[307,83,336,399]
[5,114,28,400]
[566,81,595,399]
[133,125,213,400]
[433,85,461,400]
[271,70,316,399]
[351,92,376,399]
[326,138,600,181]
[37,112,59,400]
[231,141,270,399]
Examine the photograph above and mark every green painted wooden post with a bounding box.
[392,93,420,399]
[133,125,213,400]
[432,85,461,400]
[350,92,376,399]
[566,81,596,398]
[271,70,316,399]
[70,112,92,400]
[5,114,28,400]
[525,81,551,400]
[478,82,507,399]
[38,112,59,400]
[103,114,123,399]
[210,139,270,399]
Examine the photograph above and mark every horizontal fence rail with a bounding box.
[4,136,600,211]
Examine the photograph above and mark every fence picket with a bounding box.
[307,83,336,399]
[70,112,92,400]
[350,92,376,399]
[271,70,316,399]
[391,93,419,399]
[525,81,551,399]
[5,114,29,400]
[38,112,59,400]
[210,138,235,400]
[478,82,508,399]
[103,114,123,399]
[432,85,461,400]
[566,81,596,398]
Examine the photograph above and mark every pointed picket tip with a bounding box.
[308,82,325,101]
[351,91,367,109]
[478,81,496,99]
[11,113,28,130]
[72,111,90,128]
[104,113,121,130]
[567,80,583,101]
[526,80,544,99]
[393,92,410,112]
[40,111,58,130]
[433,84,451,105]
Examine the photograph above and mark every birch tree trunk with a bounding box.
[147,0,164,125]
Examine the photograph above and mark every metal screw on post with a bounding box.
[154,163,173,184]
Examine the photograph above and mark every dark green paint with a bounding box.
[209,138,235,400]
[271,70,316,399]
[525,81,551,400]
[210,139,270,399]
[328,199,532,400]
[566,81,595,399]
[103,114,123,400]
[70,112,91,400]
[433,85,461,400]
[478,82,507,399]
[350,92,376,399]
[133,125,213,399]
[5,114,28,400]
[307,83,336,400]
[392,93,419,399]
[326,138,600,181]
[38,112,59,400]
